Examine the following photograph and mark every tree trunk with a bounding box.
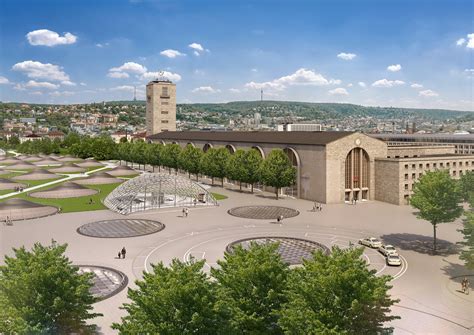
[211,177,214,185]
[221,178,224,188]
[169,167,171,174]
[251,184,254,193]
[276,188,279,200]
[239,181,242,191]
[433,224,437,254]
[152,166,155,172]
[189,172,191,178]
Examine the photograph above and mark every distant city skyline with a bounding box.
[0,0,473,111]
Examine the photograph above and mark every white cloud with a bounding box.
[140,71,182,82]
[26,29,77,46]
[358,81,366,87]
[95,42,109,48]
[49,91,75,97]
[189,42,204,52]
[25,80,59,90]
[12,60,70,81]
[192,86,221,93]
[61,80,76,86]
[109,62,147,75]
[456,38,466,46]
[347,83,353,87]
[79,82,87,86]
[467,33,474,48]
[107,71,130,79]
[193,51,200,56]
[245,68,340,91]
[328,87,349,95]
[387,64,402,72]
[419,89,439,97]
[229,88,241,93]
[160,49,186,58]
[110,85,135,92]
[0,76,9,84]
[13,84,26,91]
[410,83,423,89]
[251,68,258,72]
[371,79,405,87]
[337,52,357,60]
[29,91,43,96]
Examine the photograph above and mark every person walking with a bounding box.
[185,207,189,218]
[117,251,121,259]
[182,207,186,218]
[121,247,126,259]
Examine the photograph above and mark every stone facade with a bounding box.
[146,80,176,136]
[387,145,455,158]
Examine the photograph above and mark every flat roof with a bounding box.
[376,153,474,162]
[371,133,474,141]
[147,131,356,146]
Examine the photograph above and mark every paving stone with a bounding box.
[228,206,299,220]
[77,219,165,238]
[78,266,128,300]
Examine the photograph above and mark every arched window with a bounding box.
[203,143,213,153]
[251,146,265,159]
[225,144,236,154]
[344,148,370,201]
[283,147,300,197]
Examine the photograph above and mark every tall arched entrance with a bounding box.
[203,143,213,153]
[251,146,265,191]
[283,147,300,197]
[344,148,370,202]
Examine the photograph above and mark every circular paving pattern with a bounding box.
[226,236,330,265]
[78,265,128,300]
[77,219,165,238]
[228,206,299,220]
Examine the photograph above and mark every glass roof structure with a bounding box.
[104,173,218,215]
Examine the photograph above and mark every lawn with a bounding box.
[118,174,140,179]
[211,192,228,200]
[0,171,27,179]
[0,189,14,195]
[6,182,122,213]
[24,178,64,187]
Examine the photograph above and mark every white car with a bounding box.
[358,237,382,248]
[378,244,398,256]
[386,254,402,266]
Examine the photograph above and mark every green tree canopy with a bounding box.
[225,149,247,190]
[146,143,163,172]
[244,148,264,193]
[112,259,225,335]
[459,171,474,204]
[200,147,230,186]
[0,242,101,334]
[459,211,474,270]
[162,143,182,173]
[278,247,399,335]
[410,170,464,253]
[211,242,289,335]
[179,144,203,179]
[259,149,296,199]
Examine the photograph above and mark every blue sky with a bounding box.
[0,0,473,110]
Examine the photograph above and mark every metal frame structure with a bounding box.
[104,173,218,215]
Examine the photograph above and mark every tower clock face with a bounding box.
[355,138,361,146]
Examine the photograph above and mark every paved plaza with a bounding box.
[0,185,473,334]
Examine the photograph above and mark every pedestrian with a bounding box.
[182,207,186,218]
[117,251,121,259]
[185,207,189,218]
[193,198,197,207]
[354,198,357,205]
[278,215,284,223]
[121,247,126,259]
[319,204,323,211]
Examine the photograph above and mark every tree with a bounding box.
[278,247,399,335]
[162,143,182,174]
[212,242,289,335]
[112,259,225,335]
[0,242,101,334]
[146,143,163,172]
[259,149,296,199]
[244,148,263,193]
[410,170,464,253]
[91,135,116,160]
[200,147,230,186]
[459,171,474,204]
[225,149,247,190]
[459,211,474,270]
[179,144,203,180]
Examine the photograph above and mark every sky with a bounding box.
[0,0,473,111]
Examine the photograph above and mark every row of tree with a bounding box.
[9,134,297,198]
[0,242,399,334]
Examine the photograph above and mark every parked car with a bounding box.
[358,237,382,248]
[378,244,398,256]
[386,254,402,266]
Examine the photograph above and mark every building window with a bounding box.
[433,163,437,168]
[161,120,169,124]
[412,173,416,179]
[412,164,416,169]
[419,164,423,169]
[453,162,457,167]
[453,171,457,176]
[460,162,463,167]
[440,163,444,168]
[405,174,408,180]
[447,162,450,167]
[162,101,169,105]
[161,111,169,115]
[147,95,151,103]
[426,163,430,168]
[404,184,408,190]
[404,164,408,169]
[162,87,169,97]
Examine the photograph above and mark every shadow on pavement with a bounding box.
[441,259,474,280]
[380,233,460,256]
